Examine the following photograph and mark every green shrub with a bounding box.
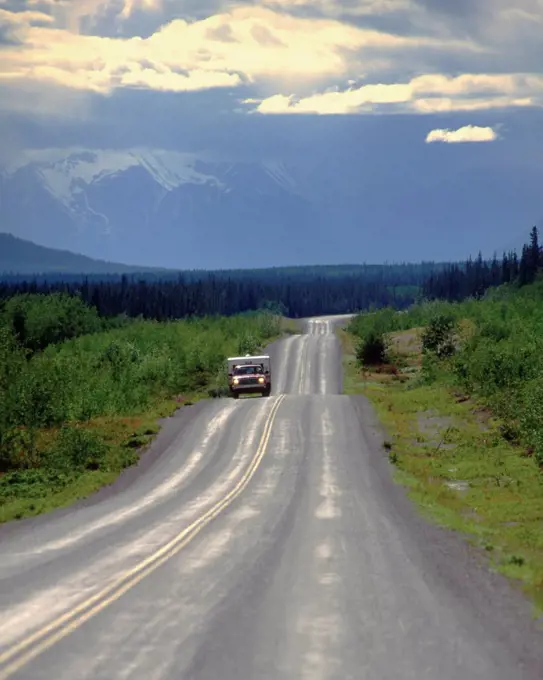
[0,468,74,502]
[237,334,261,356]
[518,377,543,466]
[356,331,388,366]
[421,313,457,358]
[2,293,102,352]
[45,426,108,472]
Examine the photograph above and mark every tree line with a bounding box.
[0,268,431,320]
[422,227,542,302]
[0,228,540,318]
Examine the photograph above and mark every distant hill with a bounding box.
[0,233,170,275]
[0,233,449,287]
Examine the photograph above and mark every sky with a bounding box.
[0,0,542,263]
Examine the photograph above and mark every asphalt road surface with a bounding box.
[1,316,542,679]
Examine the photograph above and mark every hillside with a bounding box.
[0,232,448,284]
[0,233,172,275]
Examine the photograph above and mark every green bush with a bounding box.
[46,426,108,471]
[2,293,102,353]
[421,313,457,358]
[0,468,74,502]
[356,331,388,366]
[237,334,261,356]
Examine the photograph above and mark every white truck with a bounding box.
[227,354,272,399]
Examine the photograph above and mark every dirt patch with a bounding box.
[446,480,470,493]
[472,406,493,432]
[417,409,454,437]
[414,409,457,450]
[389,328,423,357]
[373,363,399,375]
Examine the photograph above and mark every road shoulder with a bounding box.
[340,326,543,617]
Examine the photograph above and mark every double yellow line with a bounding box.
[0,394,286,680]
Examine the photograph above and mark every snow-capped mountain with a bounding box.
[2,147,542,268]
[0,148,324,269]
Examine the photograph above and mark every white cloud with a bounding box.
[411,96,533,113]
[253,83,412,114]
[0,3,479,100]
[0,0,542,120]
[249,73,543,114]
[425,125,498,143]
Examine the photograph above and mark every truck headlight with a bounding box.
[233,378,239,385]
[258,377,265,383]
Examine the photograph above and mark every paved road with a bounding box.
[1,316,542,679]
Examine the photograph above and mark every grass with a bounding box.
[340,326,543,614]
[0,398,183,523]
[1,306,291,524]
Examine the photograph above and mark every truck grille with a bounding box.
[241,377,259,385]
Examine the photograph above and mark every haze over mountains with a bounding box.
[2,144,540,270]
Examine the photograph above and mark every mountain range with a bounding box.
[0,149,324,270]
[1,147,541,269]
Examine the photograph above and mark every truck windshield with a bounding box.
[234,366,261,375]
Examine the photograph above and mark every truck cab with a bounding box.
[227,355,272,399]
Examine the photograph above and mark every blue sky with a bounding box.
[0,0,542,262]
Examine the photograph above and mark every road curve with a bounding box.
[1,317,542,679]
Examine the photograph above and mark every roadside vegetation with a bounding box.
[0,293,285,523]
[343,279,543,610]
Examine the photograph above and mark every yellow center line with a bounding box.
[0,394,286,680]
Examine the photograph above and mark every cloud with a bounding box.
[0,3,479,101]
[0,5,54,46]
[249,73,543,114]
[51,0,163,31]
[425,125,498,143]
[0,0,542,123]
[120,0,162,19]
[262,0,412,17]
[0,7,53,25]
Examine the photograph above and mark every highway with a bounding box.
[0,316,542,679]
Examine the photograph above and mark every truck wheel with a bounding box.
[231,391,239,399]
[262,388,271,398]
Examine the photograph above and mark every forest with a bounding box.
[0,265,432,319]
[0,274,416,319]
[422,226,542,301]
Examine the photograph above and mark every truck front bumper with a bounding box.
[229,384,270,396]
